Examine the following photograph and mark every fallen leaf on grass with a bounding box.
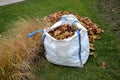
[89,35,97,42]
[96,35,102,40]
[90,52,97,58]
[96,28,104,33]
[109,47,113,50]
[90,52,94,55]
[101,62,107,69]
[90,44,95,51]
[0,35,2,37]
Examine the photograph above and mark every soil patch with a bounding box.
[100,0,120,39]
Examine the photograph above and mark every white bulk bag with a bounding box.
[43,14,90,67]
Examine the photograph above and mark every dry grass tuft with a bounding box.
[0,17,50,80]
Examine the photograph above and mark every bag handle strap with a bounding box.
[76,29,83,66]
[71,20,79,29]
[28,30,46,43]
[72,20,79,24]
[28,30,43,38]
[59,17,68,21]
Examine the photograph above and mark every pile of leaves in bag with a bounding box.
[49,24,79,40]
[44,11,104,57]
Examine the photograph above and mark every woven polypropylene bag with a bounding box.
[43,14,90,67]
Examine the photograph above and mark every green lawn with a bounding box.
[0,0,100,33]
[0,0,120,80]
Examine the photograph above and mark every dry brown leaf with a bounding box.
[109,47,113,50]
[0,35,2,37]
[90,43,94,47]
[62,27,67,31]
[89,52,95,55]
[93,53,97,58]
[101,62,107,69]
[90,47,95,51]
[90,44,95,50]
[96,28,104,34]
[96,35,102,40]
[54,30,61,36]
[90,52,97,58]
